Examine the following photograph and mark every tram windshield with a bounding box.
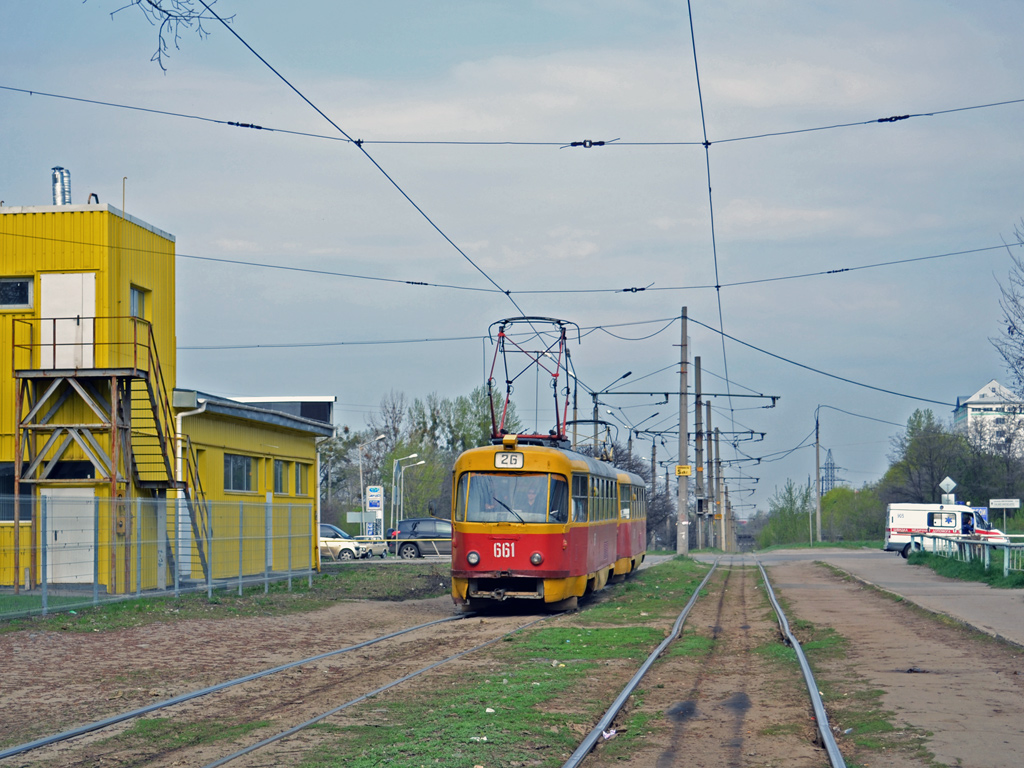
[455,472,569,524]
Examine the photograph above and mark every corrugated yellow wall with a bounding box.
[180,412,318,578]
[0,206,177,459]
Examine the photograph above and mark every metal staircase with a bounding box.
[11,316,211,587]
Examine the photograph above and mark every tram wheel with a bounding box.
[545,596,578,612]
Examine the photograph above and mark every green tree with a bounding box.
[756,479,814,548]
[408,386,522,451]
[820,485,884,541]
[878,409,969,504]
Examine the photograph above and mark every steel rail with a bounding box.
[756,559,847,768]
[201,614,552,768]
[560,558,720,768]
[0,613,467,761]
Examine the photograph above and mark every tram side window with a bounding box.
[572,474,589,522]
[619,482,631,519]
[455,473,469,522]
[592,477,613,521]
[549,476,569,522]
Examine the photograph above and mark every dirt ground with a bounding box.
[3,559,1024,767]
[768,560,1024,768]
[0,596,459,754]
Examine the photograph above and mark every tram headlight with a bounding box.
[467,551,481,566]
[530,552,544,566]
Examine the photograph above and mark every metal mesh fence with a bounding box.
[0,494,316,619]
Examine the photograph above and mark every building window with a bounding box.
[130,286,148,319]
[0,278,33,310]
[224,453,253,492]
[274,460,289,494]
[295,464,307,496]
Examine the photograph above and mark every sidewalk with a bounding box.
[693,548,1024,648]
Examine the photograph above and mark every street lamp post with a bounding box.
[391,453,419,535]
[358,434,385,535]
[399,460,426,523]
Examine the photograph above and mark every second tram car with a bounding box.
[451,434,647,611]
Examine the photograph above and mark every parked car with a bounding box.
[354,535,388,558]
[389,517,453,559]
[319,523,363,561]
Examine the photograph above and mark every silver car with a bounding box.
[354,535,388,558]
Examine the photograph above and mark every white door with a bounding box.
[40,488,96,584]
[39,273,96,368]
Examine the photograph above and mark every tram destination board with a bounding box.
[494,451,524,468]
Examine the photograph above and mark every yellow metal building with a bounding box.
[1,200,333,592]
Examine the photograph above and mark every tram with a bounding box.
[450,317,647,611]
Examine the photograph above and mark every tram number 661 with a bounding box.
[494,542,516,558]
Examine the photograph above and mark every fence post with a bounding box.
[206,501,214,600]
[308,505,313,589]
[287,504,293,592]
[93,498,100,606]
[238,502,245,596]
[41,494,48,616]
[264,493,272,595]
[173,497,180,598]
[136,496,142,596]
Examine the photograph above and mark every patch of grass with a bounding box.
[582,557,711,625]
[0,562,452,634]
[760,722,802,736]
[114,716,270,750]
[756,540,883,553]
[666,631,715,659]
[754,639,797,665]
[300,665,590,768]
[497,625,665,662]
[908,550,1024,588]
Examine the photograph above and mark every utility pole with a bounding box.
[715,427,724,550]
[677,307,690,555]
[694,356,704,550]
[705,401,714,548]
[814,409,822,543]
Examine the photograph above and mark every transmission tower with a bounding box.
[821,449,838,495]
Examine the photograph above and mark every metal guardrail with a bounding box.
[909,533,1024,577]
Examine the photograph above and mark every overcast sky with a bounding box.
[3,1,1024,515]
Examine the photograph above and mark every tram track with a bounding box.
[6,558,847,768]
[567,556,846,768]
[1,610,552,767]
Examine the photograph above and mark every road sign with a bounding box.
[675,464,692,476]
[990,498,1021,509]
[939,476,957,493]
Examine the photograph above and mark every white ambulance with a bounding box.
[884,503,1008,558]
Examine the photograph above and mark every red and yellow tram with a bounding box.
[450,433,647,611]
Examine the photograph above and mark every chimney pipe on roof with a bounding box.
[51,167,71,205]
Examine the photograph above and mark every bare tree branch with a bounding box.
[100,0,232,71]
[991,220,1024,394]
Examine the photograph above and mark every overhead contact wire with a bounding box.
[194,0,528,317]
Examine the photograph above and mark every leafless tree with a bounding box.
[992,220,1024,394]
[103,0,232,71]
